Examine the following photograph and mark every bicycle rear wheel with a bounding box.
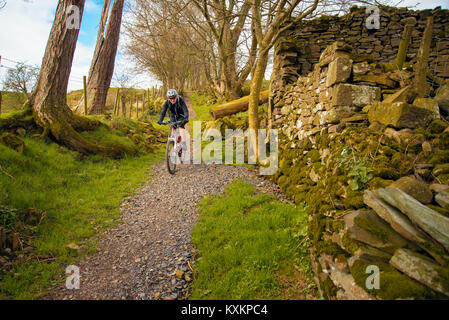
[166,140,177,174]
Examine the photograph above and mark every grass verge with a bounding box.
[0,131,164,299]
[190,93,226,122]
[190,179,317,299]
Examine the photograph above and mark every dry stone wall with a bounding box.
[272,5,449,96]
[271,5,449,300]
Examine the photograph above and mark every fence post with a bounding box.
[143,90,146,114]
[114,88,120,116]
[121,95,126,118]
[135,95,139,119]
[129,96,132,118]
[83,76,88,115]
[147,88,150,108]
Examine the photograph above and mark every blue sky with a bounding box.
[79,0,102,48]
[0,0,160,92]
[0,0,448,92]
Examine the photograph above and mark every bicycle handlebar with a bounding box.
[161,120,183,126]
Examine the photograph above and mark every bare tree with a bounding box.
[124,0,257,99]
[111,66,139,116]
[124,0,209,93]
[190,0,257,99]
[245,0,320,160]
[2,62,39,97]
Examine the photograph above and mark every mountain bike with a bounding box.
[161,120,184,174]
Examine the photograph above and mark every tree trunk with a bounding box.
[29,0,134,158]
[86,0,124,114]
[247,50,269,162]
[89,0,111,78]
[222,49,240,100]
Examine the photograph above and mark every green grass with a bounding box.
[0,133,165,299]
[190,179,316,300]
[80,125,139,152]
[0,92,28,115]
[190,93,226,122]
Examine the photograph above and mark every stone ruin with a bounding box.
[270,5,449,299]
[272,5,449,90]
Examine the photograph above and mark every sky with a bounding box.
[0,0,448,93]
[0,0,160,92]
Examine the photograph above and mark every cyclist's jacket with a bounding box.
[158,96,189,125]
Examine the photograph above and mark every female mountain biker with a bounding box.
[157,89,189,151]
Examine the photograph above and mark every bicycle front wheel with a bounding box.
[166,140,177,174]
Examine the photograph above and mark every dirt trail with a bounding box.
[45,94,287,300]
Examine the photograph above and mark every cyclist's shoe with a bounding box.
[176,142,187,159]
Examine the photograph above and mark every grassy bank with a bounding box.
[0,92,28,115]
[190,179,317,299]
[190,93,226,122]
[0,120,165,299]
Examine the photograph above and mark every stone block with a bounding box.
[353,74,397,88]
[377,186,449,251]
[391,176,433,204]
[332,84,381,108]
[352,61,371,75]
[343,210,414,254]
[383,86,412,104]
[368,101,434,129]
[413,98,440,120]
[326,57,352,87]
[317,106,357,125]
[390,249,449,297]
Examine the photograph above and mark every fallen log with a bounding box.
[209,90,270,119]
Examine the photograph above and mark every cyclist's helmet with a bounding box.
[167,89,178,99]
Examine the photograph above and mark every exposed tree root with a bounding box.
[0,105,36,130]
[1,105,136,159]
[49,119,137,159]
[69,114,106,132]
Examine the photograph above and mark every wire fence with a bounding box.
[0,54,166,119]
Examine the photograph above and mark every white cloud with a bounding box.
[85,0,100,13]
[0,0,95,92]
[400,0,449,10]
[0,0,55,67]
[1,0,447,93]
[68,42,96,92]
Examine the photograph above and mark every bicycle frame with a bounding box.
[168,126,181,155]
[162,120,183,173]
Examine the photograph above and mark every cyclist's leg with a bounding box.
[179,126,188,148]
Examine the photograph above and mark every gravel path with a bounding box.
[45,94,288,300]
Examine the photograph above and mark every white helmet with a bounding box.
[167,89,178,98]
